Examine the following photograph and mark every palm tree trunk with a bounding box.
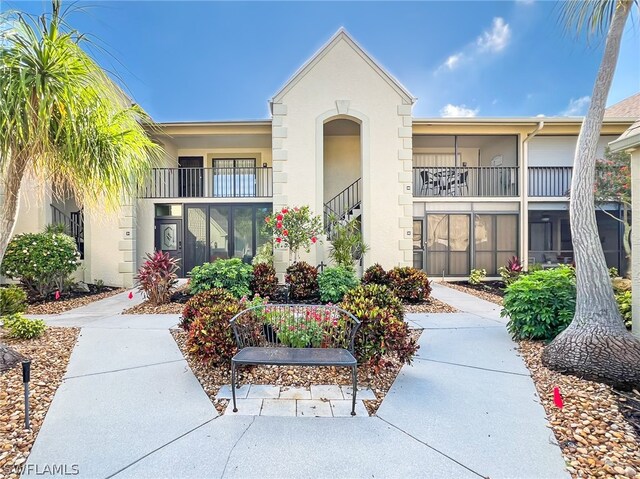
[542,2,640,390]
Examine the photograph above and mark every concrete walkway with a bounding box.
[23,284,569,479]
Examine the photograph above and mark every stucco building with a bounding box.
[6,30,638,286]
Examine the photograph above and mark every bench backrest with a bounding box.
[230,304,361,353]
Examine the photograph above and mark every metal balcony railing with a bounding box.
[528,167,572,197]
[140,167,273,199]
[413,166,519,197]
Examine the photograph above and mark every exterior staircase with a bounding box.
[50,205,85,258]
[324,178,362,237]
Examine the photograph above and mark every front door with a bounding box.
[155,219,183,276]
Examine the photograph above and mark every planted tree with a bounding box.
[542,0,640,389]
[594,147,631,277]
[264,206,323,263]
[0,1,163,263]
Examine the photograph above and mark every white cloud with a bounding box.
[562,96,591,116]
[477,17,511,53]
[536,114,546,117]
[444,53,463,70]
[440,104,479,117]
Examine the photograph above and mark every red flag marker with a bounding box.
[128,291,134,299]
[553,387,564,409]
[54,290,61,300]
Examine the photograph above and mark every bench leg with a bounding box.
[231,362,238,413]
[351,365,357,416]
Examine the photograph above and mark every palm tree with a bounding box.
[541,0,640,389]
[0,1,163,262]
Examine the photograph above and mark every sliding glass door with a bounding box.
[424,213,518,276]
[183,203,271,273]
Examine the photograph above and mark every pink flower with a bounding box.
[265,216,270,223]
[311,237,317,244]
[276,213,284,221]
[276,222,283,229]
[276,237,282,244]
[283,230,289,236]
[282,208,289,214]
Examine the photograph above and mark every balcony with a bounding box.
[528,167,572,197]
[413,166,519,197]
[141,167,273,199]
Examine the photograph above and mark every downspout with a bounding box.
[521,121,544,271]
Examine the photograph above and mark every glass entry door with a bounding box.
[155,219,183,275]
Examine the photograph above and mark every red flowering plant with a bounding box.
[594,147,631,277]
[263,205,323,263]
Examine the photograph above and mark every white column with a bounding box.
[630,148,640,337]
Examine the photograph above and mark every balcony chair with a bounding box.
[444,171,469,196]
[419,170,442,196]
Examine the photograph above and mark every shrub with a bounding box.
[388,267,431,303]
[2,313,46,339]
[188,258,253,298]
[328,218,368,271]
[251,263,279,299]
[616,290,632,329]
[186,301,240,365]
[0,286,28,316]
[252,241,273,266]
[340,284,417,367]
[180,288,237,331]
[609,266,620,279]
[498,256,523,285]
[468,268,486,286]
[134,251,179,305]
[318,266,359,303]
[285,262,318,300]
[362,263,390,287]
[1,232,80,297]
[501,266,576,340]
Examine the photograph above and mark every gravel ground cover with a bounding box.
[519,341,640,479]
[173,328,422,416]
[0,327,79,478]
[26,288,124,315]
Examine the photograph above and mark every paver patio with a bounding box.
[22,284,569,478]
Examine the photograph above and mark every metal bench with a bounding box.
[229,304,361,415]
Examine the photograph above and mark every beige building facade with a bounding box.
[4,30,636,287]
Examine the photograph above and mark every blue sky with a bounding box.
[4,1,639,121]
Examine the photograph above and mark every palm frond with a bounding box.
[562,0,638,38]
[0,1,163,210]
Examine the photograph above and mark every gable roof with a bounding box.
[605,92,640,118]
[270,28,416,106]
[609,119,640,152]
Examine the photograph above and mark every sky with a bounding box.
[3,0,639,122]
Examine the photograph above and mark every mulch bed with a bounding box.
[445,281,504,305]
[172,328,422,416]
[0,327,79,478]
[404,298,458,314]
[26,288,124,315]
[519,341,640,478]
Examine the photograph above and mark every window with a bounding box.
[213,158,256,197]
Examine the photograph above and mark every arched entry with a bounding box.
[322,118,362,224]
